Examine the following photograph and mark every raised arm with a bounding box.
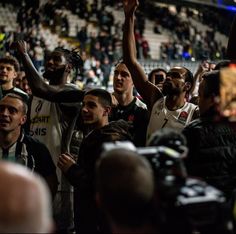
[122,0,162,108]
[12,40,84,102]
[227,15,236,60]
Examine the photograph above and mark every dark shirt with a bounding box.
[2,87,29,103]
[182,108,236,199]
[110,97,149,146]
[65,120,132,234]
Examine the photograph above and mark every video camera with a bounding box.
[102,141,234,234]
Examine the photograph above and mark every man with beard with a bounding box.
[122,0,198,143]
[12,40,84,233]
[110,61,149,146]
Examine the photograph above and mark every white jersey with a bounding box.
[30,95,81,191]
[147,97,198,142]
[30,96,62,165]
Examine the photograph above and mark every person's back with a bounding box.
[182,71,236,199]
[0,161,53,233]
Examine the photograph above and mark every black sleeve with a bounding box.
[227,14,236,60]
[51,89,85,103]
[133,108,149,147]
[26,137,57,178]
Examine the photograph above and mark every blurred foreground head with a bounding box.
[0,162,53,233]
[96,148,156,233]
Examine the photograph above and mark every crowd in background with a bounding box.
[0,0,232,90]
[0,1,236,234]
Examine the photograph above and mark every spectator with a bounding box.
[148,68,167,92]
[0,56,28,102]
[101,56,112,88]
[0,162,54,233]
[0,93,58,198]
[122,0,198,143]
[21,75,32,96]
[95,148,157,234]
[182,71,236,200]
[58,88,132,234]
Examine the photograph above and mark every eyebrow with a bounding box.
[0,104,19,111]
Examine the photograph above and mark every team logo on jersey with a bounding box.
[128,115,134,122]
[178,111,188,124]
[35,100,43,113]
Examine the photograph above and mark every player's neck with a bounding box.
[165,96,185,111]
[114,91,134,106]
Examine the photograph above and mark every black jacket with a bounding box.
[182,109,236,199]
[65,120,132,233]
[66,120,132,191]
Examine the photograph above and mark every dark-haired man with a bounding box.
[13,40,84,233]
[95,148,156,234]
[122,0,198,143]
[148,67,167,91]
[58,88,132,234]
[182,71,236,200]
[0,55,28,102]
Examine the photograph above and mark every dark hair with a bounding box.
[96,148,154,227]
[0,56,20,72]
[183,67,194,94]
[53,47,83,70]
[147,128,187,156]
[201,71,220,98]
[214,60,231,70]
[85,88,112,107]
[148,68,167,81]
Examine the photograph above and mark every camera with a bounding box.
[102,141,234,234]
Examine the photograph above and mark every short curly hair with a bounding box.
[0,56,20,72]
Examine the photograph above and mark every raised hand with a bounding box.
[11,40,29,54]
[123,0,139,17]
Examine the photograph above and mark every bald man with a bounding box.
[0,162,54,233]
[95,148,157,234]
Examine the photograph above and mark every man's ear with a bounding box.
[12,71,18,80]
[20,115,27,126]
[65,64,72,73]
[103,106,111,116]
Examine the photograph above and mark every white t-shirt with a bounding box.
[146,97,198,143]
